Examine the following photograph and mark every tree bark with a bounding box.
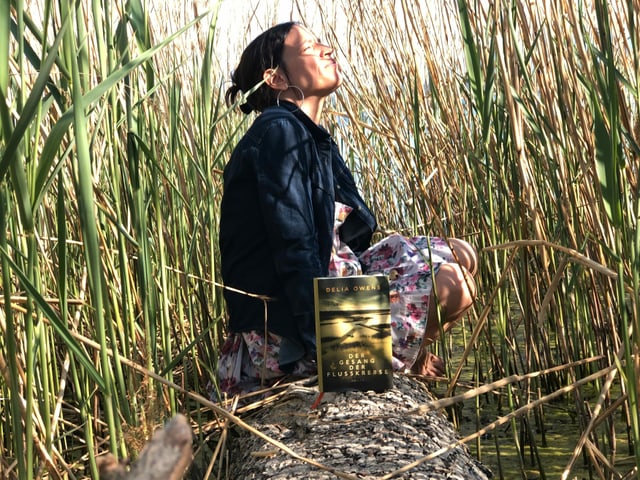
[224,374,493,479]
[98,414,192,480]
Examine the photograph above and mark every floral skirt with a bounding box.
[216,232,456,397]
[360,234,457,370]
[216,331,316,398]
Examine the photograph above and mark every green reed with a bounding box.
[1,0,220,477]
[587,0,640,466]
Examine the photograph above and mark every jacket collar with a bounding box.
[273,101,332,142]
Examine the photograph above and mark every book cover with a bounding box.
[313,275,393,392]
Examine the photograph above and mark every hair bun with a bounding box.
[225,83,242,108]
[239,102,254,114]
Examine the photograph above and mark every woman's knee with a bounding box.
[448,238,478,276]
[433,263,476,320]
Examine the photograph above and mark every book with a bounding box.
[313,274,393,392]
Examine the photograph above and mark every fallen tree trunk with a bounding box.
[224,374,493,479]
[97,414,192,480]
[96,375,492,479]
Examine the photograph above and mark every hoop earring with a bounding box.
[276,85,305,111]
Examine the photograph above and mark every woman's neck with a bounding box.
[300,96,323,124]
[280,91,324,124]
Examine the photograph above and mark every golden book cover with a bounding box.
[313,275,393,392]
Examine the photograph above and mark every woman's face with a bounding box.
[280,25,342,99]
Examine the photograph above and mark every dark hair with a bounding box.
[225,22,299,114]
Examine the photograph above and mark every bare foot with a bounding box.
[411,351,445,378]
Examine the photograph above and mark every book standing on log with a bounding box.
[313,275,393,392]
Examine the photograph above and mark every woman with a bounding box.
[218,22,477,397]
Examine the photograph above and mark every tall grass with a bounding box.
[0,0,638,479]
[321,0,639,477]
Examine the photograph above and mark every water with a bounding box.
[433,341,632,480]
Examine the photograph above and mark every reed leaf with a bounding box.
[0,20,67,237]
[0,88,10,144]
[0,245,106,391]
[34,11,209,214]
[592,91,624,228]
[0,185,27,478]
[0,16,66,182]
[590,0,624,229]
[457,0,495,144]
[127,0,155,90]
[0,0,8,96]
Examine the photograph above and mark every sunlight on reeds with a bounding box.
[0,0,638,478]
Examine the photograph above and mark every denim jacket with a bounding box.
[219,102,377,370]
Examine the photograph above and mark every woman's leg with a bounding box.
[411,261,477,377]
[448,238,478,276]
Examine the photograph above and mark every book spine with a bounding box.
[313,277,325,392]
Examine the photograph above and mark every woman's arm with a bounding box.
[253,116,327,353]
